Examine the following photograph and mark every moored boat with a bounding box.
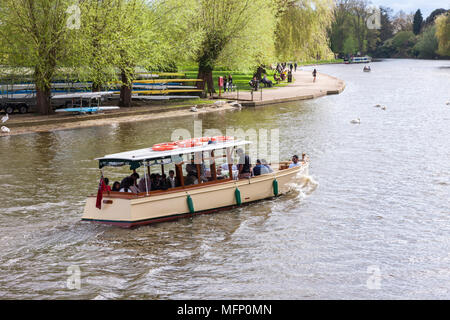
[350,56,372,64]
[82,137,309,228]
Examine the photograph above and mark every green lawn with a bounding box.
[180,65,291,92]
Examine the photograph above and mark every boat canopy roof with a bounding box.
[96,140,251,169]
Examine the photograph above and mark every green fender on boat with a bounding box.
[187,195,195,214]
[273,179,279,196]
[235,187,242,205]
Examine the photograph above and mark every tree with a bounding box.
[414,25,438,58]
[391,31,417,57]
[70,0,121,92]
[392,10,414,33]
[378,6,394,42]
[349,0,370,54]
[424,8,448,27]
[435,13,450,56]
[329,0,352,55]
[0,0,73,115]
[192,0,276,95]
[412,9,423,35]
[275,0,334,61]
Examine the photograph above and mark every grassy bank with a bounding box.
[299,58,344,66]
[180,65,292,92]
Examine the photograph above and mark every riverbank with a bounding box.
[0,70,345,137]
[220,70,346,107]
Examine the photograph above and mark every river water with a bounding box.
[0,59,449,299]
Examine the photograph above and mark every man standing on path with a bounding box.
[312,69,317,83]
[294,62,298,72]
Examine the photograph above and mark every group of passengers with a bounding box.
[106,170,178,194]
[103,150,304,193]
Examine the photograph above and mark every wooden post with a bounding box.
[210,150,217,181]
[196,164,201,183]
[176,163,184,187]
[161,164,165,176]
[227,147,234,180]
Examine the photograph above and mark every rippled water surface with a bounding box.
[0,59,449,299]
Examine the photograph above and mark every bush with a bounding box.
[414,26,439,58]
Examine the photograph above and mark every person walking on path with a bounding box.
[294,62,298,72]
[312,69,317,83]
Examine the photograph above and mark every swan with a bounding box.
[350,118,360,124]
[214,100,226,108]
[1,126,10,133]
[231,101,242,109]
[1,114,8,123]
[190,106,198,112]
[381,105,386,110]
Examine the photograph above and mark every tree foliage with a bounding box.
[412,9,423,35]
[275,0,334,61]
[435,13,450,56]
[0,0,73,114]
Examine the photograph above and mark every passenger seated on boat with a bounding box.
[185,172,199,186]
[149,174,159,190]
[289,155,301,168]
[112,181,121,192]
[168,170,177,188]
[261,159,273,173]
[221,163,237,171]
[236,148,252,179]
[252,159,264,176]
[138,174,152,193]
[216,167,225,179]
[104,178,112,192]
[119,177,134,193]
[159,174,171,190]
[129,173,140,193]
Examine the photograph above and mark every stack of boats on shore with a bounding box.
[82,137,309,228]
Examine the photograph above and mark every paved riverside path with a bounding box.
[219,70,345,107]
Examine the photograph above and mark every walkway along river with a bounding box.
[0,59,449,299]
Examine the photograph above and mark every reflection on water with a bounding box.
[0,59,449,299]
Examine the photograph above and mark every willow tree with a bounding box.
[192,0,277,94]
[69,0,121,92]
[435,13,450,56]
[275,0,335,62]
[0,0,73,115]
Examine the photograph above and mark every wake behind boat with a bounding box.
[82,137,310,228]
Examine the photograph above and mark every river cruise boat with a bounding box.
[345,56,372,64]
[82,137,309,228]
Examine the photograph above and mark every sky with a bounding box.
[369,0,449,17]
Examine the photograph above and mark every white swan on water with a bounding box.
[190,105,198,112]
[1,114,9,123]
[1,126,10,133]
[350,118,360,124]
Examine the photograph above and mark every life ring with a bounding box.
[152,142,178,151]
[176,140,202,148]
[214,136,234,142]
